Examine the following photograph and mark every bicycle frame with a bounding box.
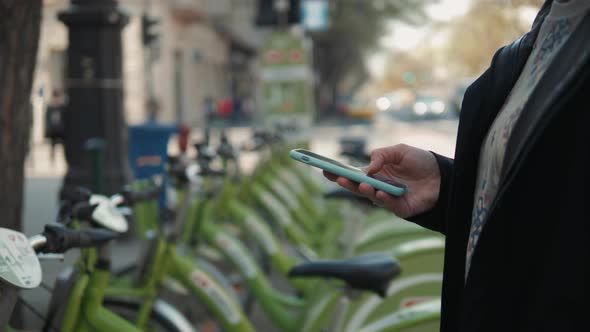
[200,221,304,331]
[238,162,427,257]
[202,132,445,332]
[61,267,142,332]
[125,165,445,332]
[125,183,307,331]
[355,299,440,332]
[229,171,439,261]
[131,176,437,332]
[201,196,445,331]
[105,231,255,332]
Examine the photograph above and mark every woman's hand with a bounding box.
[324,144,441,218]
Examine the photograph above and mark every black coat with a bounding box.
[410,3,590,331]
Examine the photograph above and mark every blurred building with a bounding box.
[33,0,261,143]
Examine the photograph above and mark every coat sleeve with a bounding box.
[405,62,496,235]
[406,152,454,235]
[405,59,500,235]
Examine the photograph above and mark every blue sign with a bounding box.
[128,121,178,207]
[301,0,329,31]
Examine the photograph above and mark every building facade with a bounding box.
[34,0,260,146]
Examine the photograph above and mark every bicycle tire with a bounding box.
[111,261,229,332]
[104,297,196,332]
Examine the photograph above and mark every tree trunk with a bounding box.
[0,0,43,231]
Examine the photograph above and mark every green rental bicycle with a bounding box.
[51,186,249,332]
[0,222,143,332]
[106,128,445,332]
[149,158,444,331]
[99,169,440,331]
[44,193,198,332]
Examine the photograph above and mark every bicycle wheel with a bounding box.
[104,298,196,332]
[111,261,228,332]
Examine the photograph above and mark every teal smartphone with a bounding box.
[289,148,407,196]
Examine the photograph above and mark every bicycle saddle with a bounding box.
[288,253,401,297]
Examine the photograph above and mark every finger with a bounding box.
[359,183,385,206]
[358,182,376,198]
[375,190,393,202]
[366,153,385,175]
[367,145,407,175]
[375,190,409,218]
[336,177,362,195]
[323,170,338,182]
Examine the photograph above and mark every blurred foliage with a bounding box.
[490,0,545,6]
[378,1,544,93]
[444,1,533,76]
[311,0,431,107]
[380,52,433,91]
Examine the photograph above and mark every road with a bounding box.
[17,114,458,330]
[311,112,458,159]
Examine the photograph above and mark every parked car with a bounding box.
[376,89,415,113]
[410,94,449,119]
[346,97,378,119]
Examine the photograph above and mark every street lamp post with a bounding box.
[58,0,132,194]
[274,0,290,28]
[141,0,160,121]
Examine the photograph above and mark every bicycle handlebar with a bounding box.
[168,161,226,184]
[39,224,118,254]
[194,142,217,160]
[71,201,98,221]
[119,185,162,206]
[198,166,226,177]
[59,186,92,205]
[217,144,237,160]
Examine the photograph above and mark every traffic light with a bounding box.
[142,14,160,46]
[403,71,416,85]
[256,0,301,26]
